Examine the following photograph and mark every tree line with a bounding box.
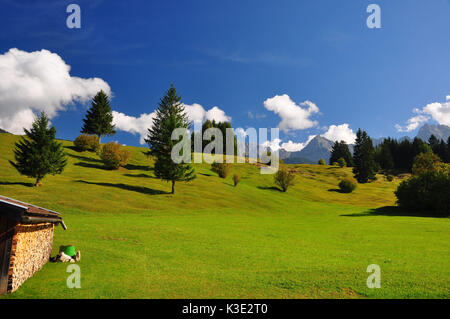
[329,129,450,183]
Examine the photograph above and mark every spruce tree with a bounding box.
[352,129,376,183]
[329,141,353,166]
[81,90,116,143]
[10,112,67,186]
[145,85,196,194]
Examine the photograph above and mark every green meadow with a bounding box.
[0,132,449,299]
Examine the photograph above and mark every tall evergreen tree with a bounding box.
[374,143,394,170]
[81,90,116,143]
[352,129,376,183]
[145,85,196,194]
[10,112,67,186]
[428,135,439,153]
[329,141,353,166]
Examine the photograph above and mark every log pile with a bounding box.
[8,223,54,292]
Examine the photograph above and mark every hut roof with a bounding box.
[0,195,66,229]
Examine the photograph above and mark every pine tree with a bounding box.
[145,85,196,194]
[352,129,376,183]
[374,143,394,170]
[81,90,116,143]
[329,141,353,166]
[10,112,67,186]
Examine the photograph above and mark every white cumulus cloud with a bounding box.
[395,96,450,132]
[321,123,356,144]
[263,94,319,132]
[113,103,231,144]
[0,48,111,134]
[205,106,231,122]
[395,114,429,132]
[281,135,316,152]
[422,98,450,126]
[112,111,156,145]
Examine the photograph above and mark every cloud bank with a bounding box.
[113,103,231,144]
[0,48,111,134]
[263,94,319,132]
[321,123,356,144]
[395,96,450,132]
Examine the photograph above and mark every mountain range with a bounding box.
[279,124,450,164]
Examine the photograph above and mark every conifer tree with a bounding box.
[352,129,376,183]
[81,90,116,143]
[10,112,67,186]
[329,141,353,166]
[145,85,196,194]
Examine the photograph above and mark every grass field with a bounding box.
[0,132,449,299]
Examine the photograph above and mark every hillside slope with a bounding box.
[0,133,449,299]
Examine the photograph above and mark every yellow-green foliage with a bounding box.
[337,157,347,168]
[211,162,232,178]
[233,173,241,187]
[339,177,357,193]
[73,134,99,152]
[99,142,131,169]
[274,168,295,192]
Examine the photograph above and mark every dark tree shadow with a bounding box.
[199,173,213,177]
[67,153,102,163]
[124,164,152,171]
[0,181,34,187]
[123,173,153,178]
[74,162,107,170]
[257,186,282,192]
[64,145,79,152]
[328,188,343,193]
[341,206,448,218]
[76,180,170,195]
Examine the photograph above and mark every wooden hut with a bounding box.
[0,195,66,295]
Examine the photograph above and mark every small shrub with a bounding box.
[337,157,347,168]
[318,158,326,165]
[332,162,339,166]
[338,178,357,193]
[100,142,131,170]
[386,174,394,182]
[233,174,241,187]
[74,134,99,152]
[211,162,232,178]
[274,168,295,192]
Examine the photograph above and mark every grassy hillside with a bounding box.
[0,133,448,298]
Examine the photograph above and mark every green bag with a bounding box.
[62,245,76,257]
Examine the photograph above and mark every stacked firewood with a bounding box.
[8,223,54,292]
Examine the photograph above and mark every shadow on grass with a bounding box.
[124,164,151,171]
[199,173,213,177]
[67,153,102,163]
[74,162,107,170]
[123,173,154,178]
[64,145,79,152]
[257,186,282,192]
[76,180,170,195]
[0,181,34,187]
[328,188,344,193]
[341,206,448,218]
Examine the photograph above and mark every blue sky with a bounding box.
[0,0,449,149]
